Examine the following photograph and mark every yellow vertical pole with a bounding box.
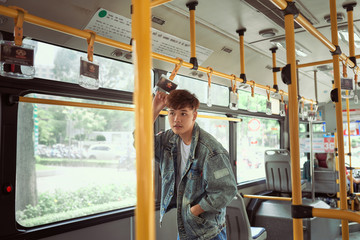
[236,28,246,80]
[236,28,247,83]
[132,0,155,240]
[283,1,303,239]
[271,47,279,91]
[335,133,340,208]
[344,3,356,59]
[344,3,356,207]
[186,1,198,69]
[329,0,349,239]
[346,94,354,207]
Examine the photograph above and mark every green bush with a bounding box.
[16,184,136,227]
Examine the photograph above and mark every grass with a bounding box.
[36,164,56,171]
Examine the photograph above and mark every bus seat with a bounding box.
[265,149,306,193]
[226,193,267,240]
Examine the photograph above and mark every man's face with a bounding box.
[168,107,197,136]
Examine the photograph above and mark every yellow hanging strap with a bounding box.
[169,58,183,81]
[310,103,313,111]
[343,61,348,78]
[84,30,96,62]
[250,80,255,97]
[355,74,358,86]
[207,67,213,87]
[279,90,284,103]
[230,74,237,93]
[9,6,27,46]
[266,85,271,101]
[301,98,305,109]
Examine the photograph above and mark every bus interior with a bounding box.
[0,0,360,239]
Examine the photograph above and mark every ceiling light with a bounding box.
[338,24,360,48]
[317,65,333,78]
[270,37,312,57]
[259,29,278,38]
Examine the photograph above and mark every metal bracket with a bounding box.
[330,45,342,56]
[291,205,313,219]
[186,1,198,10]
[240,73,247,84]
[343,2,357,12]
[273,67,281,73]
[273,84,279,92]
[236,28,247,36]
[330,88,339,102]
[281,64,291,85]
[349,56,357,68]
[282,1,299,19]
[189,57,198,70]
[270,47,278,53]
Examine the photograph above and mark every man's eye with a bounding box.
[182,113,187,116]
[169,112,174,115]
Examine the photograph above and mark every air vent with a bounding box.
[152,16,165,25]
[243,0,314,29]
[221,46,232,53]
[324,13,345,24]
[265,65,273,70]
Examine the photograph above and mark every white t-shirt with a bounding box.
[176,139,191,189]
[180,139,191,177]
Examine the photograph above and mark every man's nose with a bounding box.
[174,114,180,122]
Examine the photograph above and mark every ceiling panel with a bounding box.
[0,0,358,104]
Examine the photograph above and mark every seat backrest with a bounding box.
[226,194,252,240]
[264,149,291,192]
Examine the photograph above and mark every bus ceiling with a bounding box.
[0,0,358,104]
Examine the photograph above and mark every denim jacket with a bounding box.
[155,122,237,240]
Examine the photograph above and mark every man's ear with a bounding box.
[193,111,198,121]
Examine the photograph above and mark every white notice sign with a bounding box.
[299,137,335,153]
[84,8,213,65]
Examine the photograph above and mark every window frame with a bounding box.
[0,72,136,238]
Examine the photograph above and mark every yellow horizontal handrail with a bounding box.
[0,5,316,104]
[312,208,360,223]
[19,96,242,122]
[298,55,360,69]
[19,96,134,111]
[159,110,241,122]
[243,194,292,201]
[151,0,173,8]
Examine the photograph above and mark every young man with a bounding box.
[153,89,237,240]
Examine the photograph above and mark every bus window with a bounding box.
[165,112,230,151]
[238,89,267,113]
[23,39,135,92]
[237,117,280,183]
[15,94,136,227]
[173,75,229,107]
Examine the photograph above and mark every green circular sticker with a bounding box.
[98,10,107,18]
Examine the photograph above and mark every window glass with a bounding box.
[164,112,229,151]
[313,122,326,132]
[171,75,229,107]
[299,123,307,133]
[237,117,280,183]
[16,93,136,227]
[23,39,136,92]
[238,90,267,113]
